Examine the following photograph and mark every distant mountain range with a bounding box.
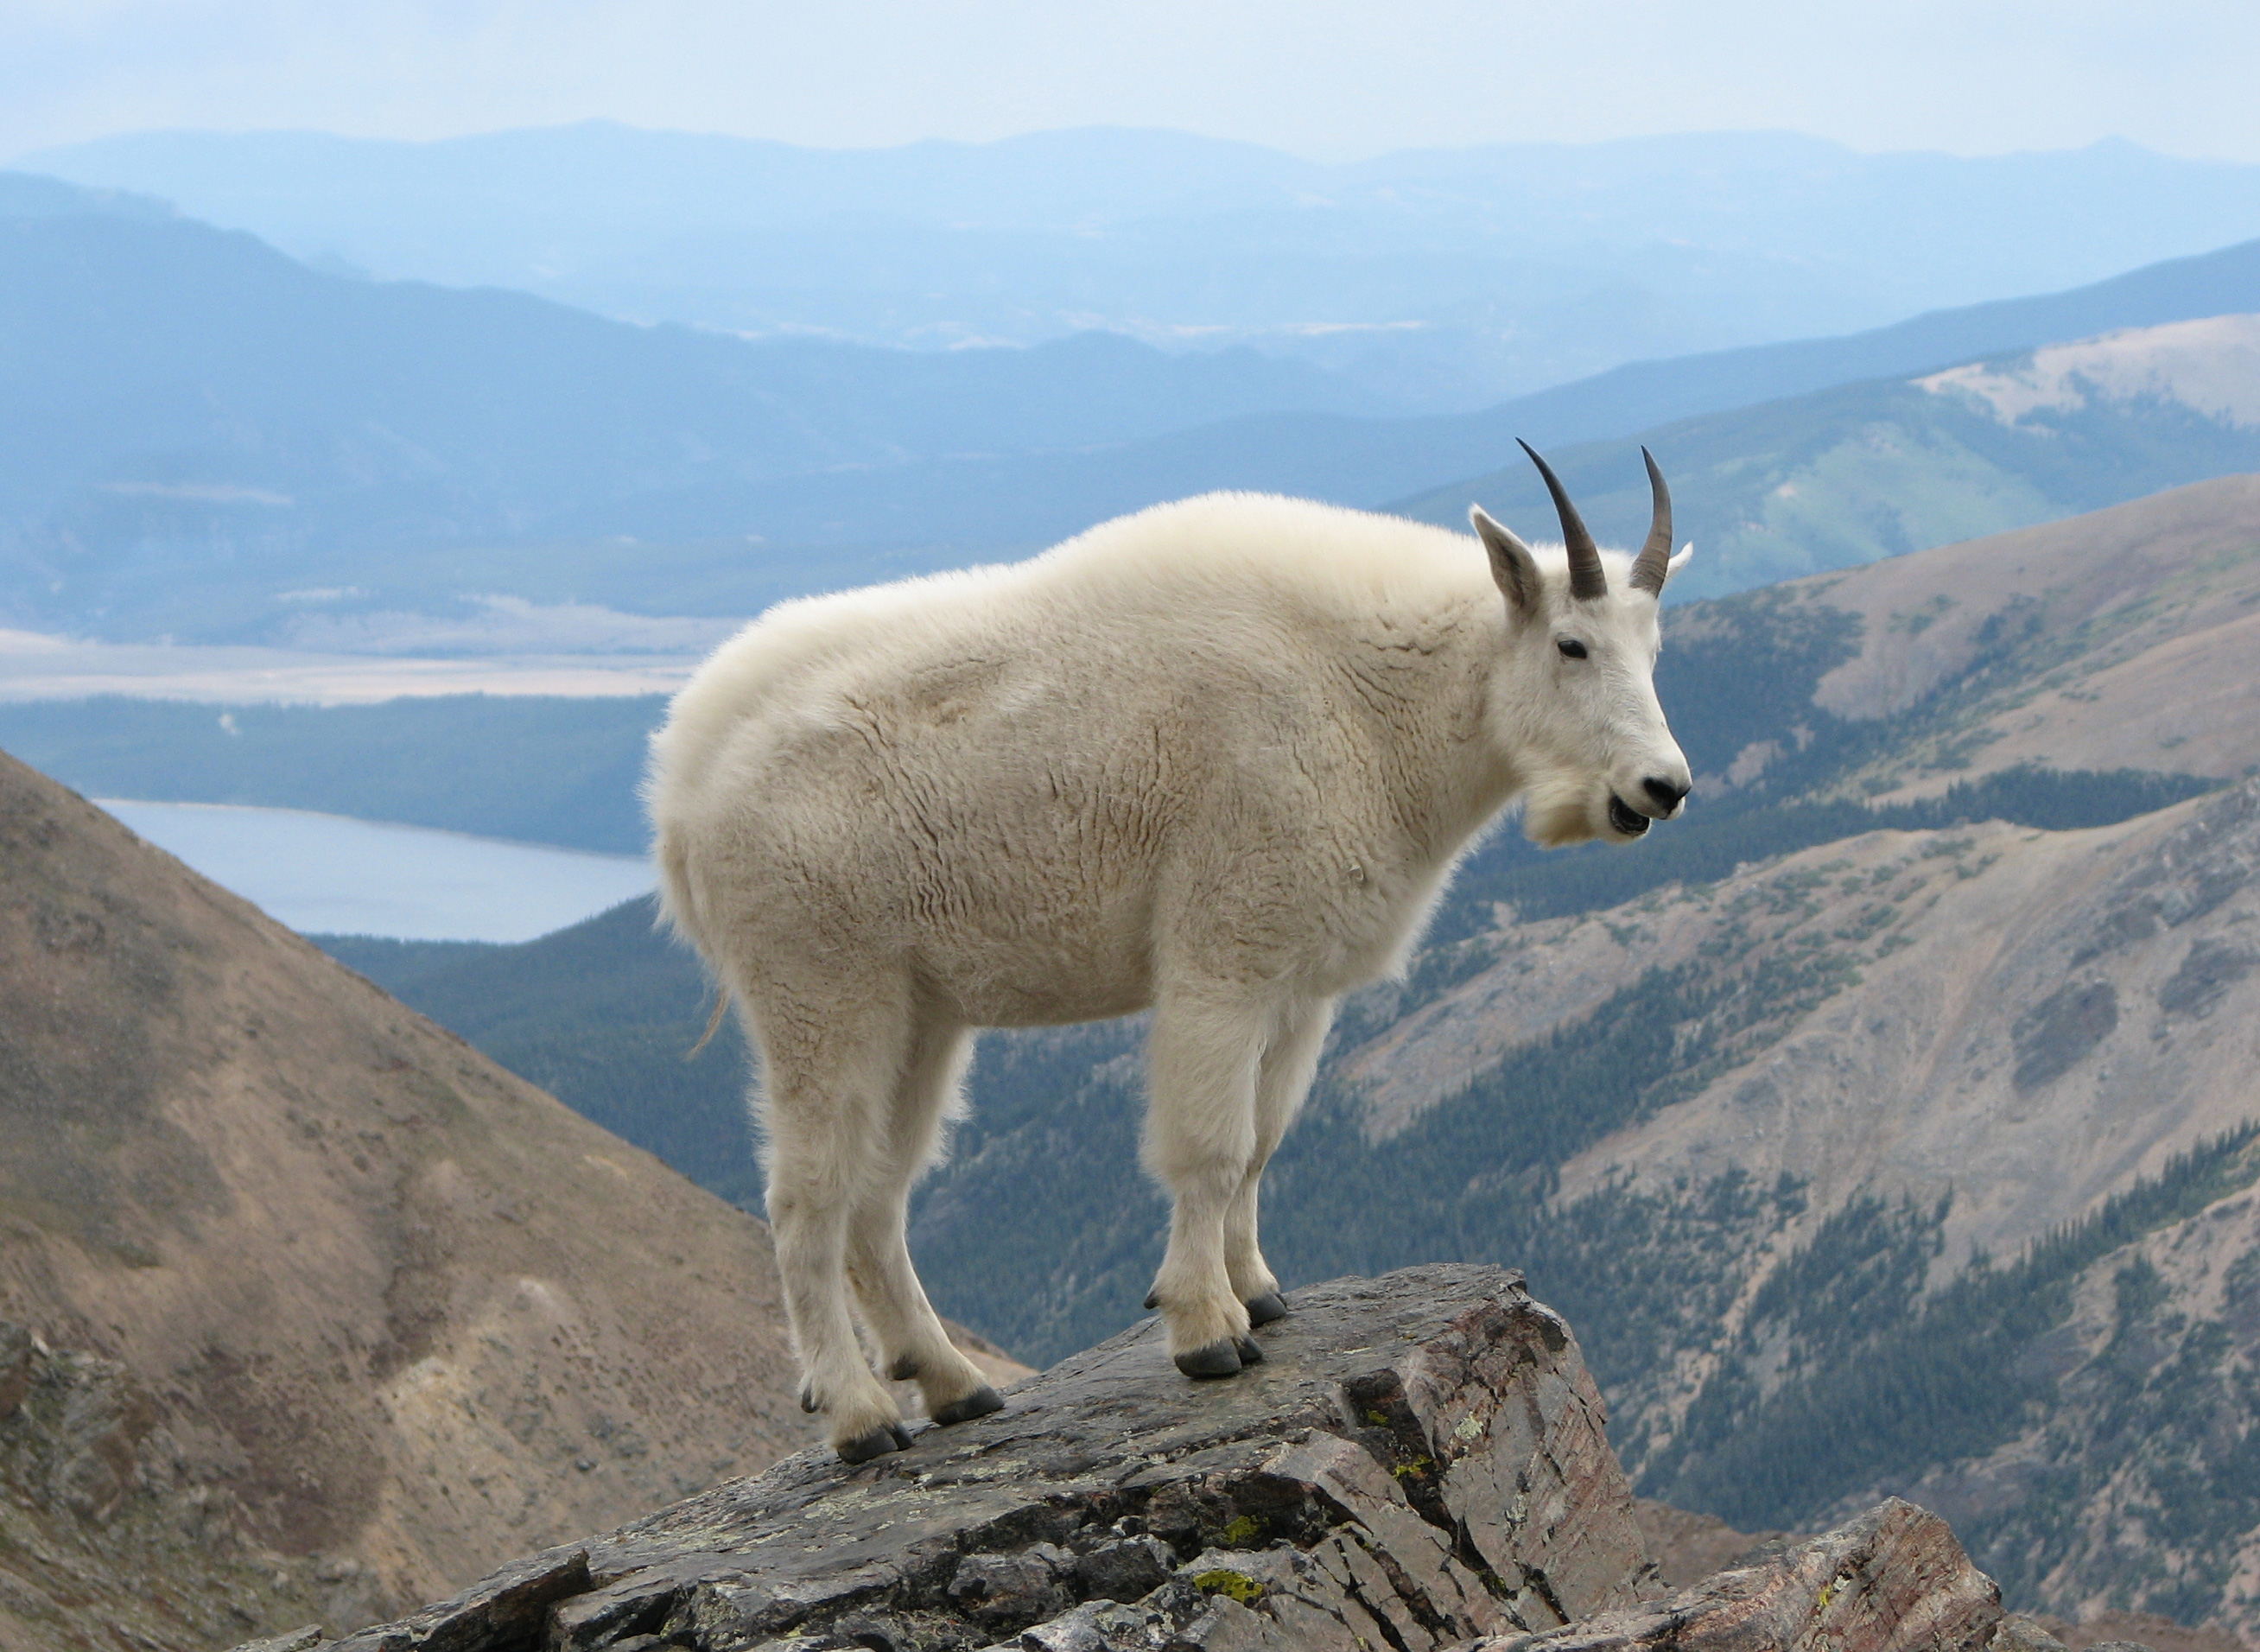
[6,164,2260,643]
[0,174,1377,640]
[21,124,2260,410]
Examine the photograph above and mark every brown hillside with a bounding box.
[1686,471,2260,799]
[1347,781,2260,1293]
[0,748,828,1646]
[1330,779,2260,1635]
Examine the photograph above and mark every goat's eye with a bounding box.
[1556,639,1589,660]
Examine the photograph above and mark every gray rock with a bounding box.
[0,1321,32,1420]
[1991,1614,2069,1652]
[1452,1497,2001,1652]
[233,1631,328,1652]
[286,1265,1654,1652]
[325,1546,589,1652]
[254,1268,2017,1652]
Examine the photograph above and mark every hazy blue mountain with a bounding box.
[1462,234,2260,447]
[0,177,1377,639]
[0,170,172,221]
[7,165,2257,645]
[23,124,2260,410]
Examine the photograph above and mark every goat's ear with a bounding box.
[1471,505,1541,617]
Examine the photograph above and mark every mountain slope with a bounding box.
[1488,235,2260,448]
[0,748,816,1642]
[316,899,762,1210]
[1688,469,2260,803]
[1390,318,2260,600]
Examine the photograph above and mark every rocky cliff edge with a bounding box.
[230,1264,2043,1652]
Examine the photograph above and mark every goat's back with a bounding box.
[646,492,1489,1019]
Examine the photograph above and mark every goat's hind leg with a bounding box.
[752,979,918,1464]
[845,1013,1005,1428]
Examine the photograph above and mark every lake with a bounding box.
[101,798,654,942]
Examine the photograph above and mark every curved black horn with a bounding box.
[1518,439,1606,601]
[1629,446,1674,596]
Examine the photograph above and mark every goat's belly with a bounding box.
[917,918,1155,1028]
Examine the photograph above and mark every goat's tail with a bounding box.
[688,990,729,1059]
[649,820,733,1059]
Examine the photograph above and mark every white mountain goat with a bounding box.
[647,444,1693,1462]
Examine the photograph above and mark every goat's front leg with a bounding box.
[1226,994,1335,1326]
[1141,989,1268,1377]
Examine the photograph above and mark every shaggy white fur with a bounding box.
[648,487,1691,1460]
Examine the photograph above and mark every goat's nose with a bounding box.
[1643,775,1689,812]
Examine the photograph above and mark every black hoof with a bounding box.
[1175,1340,1243,1379]
[887,1354,920,1381]
[931,1385,1006,1426]
[1245,1292,1287,1326]
[799,1386,818,1414]
[837,1423,911,1465]
[1144,1289,1161,1311]
[1235,1337,1264,1365]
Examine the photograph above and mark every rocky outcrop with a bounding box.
[1462,1498,1999,1652]
[0,1317,379,1652]
[244,1265,2015,1652]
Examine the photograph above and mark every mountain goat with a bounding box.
[648,444,1692,1462]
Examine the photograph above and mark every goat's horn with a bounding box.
[1629,447,1674,596]
[1518,439,1606,601]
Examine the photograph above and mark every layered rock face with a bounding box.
[255,1266,2012,1652]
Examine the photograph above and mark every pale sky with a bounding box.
[4,0,2258,165]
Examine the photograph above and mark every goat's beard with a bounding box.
[1520,772,1603,848]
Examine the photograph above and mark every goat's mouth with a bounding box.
[1607,794,1652,837]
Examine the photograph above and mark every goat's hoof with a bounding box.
[799,1385,818,1414]
[931,1385,1005,1426]
[1245,1291,1287,1326]
[1144,1289,1161,1311]
[887,1354,919,1381]
[837,1422,912,1465]
[1234,1337,1264,1365]
[1175,1340,1243,1379]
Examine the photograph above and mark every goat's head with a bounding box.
[1470,442,1692,848]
